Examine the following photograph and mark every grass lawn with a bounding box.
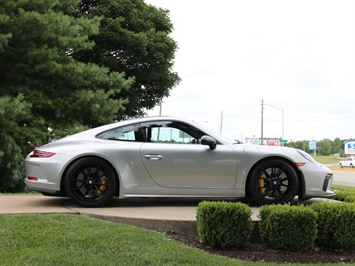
[313,155,341,165]
[0,214,261,266]
[0,213,350,266]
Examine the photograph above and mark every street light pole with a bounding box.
[261,99,264,145]
[220,110,223,133]
[261,100,284,145]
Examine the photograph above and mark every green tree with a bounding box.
[0,95,32,191]
[318,139,332,156]
[0,0,179,192]
[0,0,133,131]
[332,138,345,155]
[72,0,181,118]
[285,140,310,153]
[0,0,133,191]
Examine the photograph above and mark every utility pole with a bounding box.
[220,110,223,133]
[261,99,264,145]
[159,100,163,116]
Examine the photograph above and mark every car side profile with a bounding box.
[338,157,355,168]
[24,116,334,207]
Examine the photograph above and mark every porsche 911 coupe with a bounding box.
[24,116,334,207]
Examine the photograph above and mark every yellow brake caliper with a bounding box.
[258,172,266,195]
[98,177,108,197]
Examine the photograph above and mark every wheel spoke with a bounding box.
[82,187,91,198]
[261,165,293,200]
[276,188,285,198]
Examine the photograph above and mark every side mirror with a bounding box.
[200,135,217,150]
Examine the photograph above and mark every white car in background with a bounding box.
[338,157,355,168]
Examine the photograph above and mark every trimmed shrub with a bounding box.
[310,201,355,251]
[344,195,355,203]
[259,204,317,251]
[331,191,354,202]
[196,201,254,248]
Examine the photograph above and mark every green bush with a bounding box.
[331,191,354,201]
[310,201,355,251]
[196,201,254,248]
[345,195,355,203]
[259,204,317,251]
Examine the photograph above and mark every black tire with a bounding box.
[339,164,343,168]
[64,157,118,207]
[247,159,299,205]
[351,164,354,168]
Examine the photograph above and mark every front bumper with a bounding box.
[299,163,335,199]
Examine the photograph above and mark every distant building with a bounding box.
[343,140,355,156]
[245,137,281,146]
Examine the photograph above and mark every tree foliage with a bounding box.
[286,138,348,156]
[72,0,181,118]
[0,0,179,191]
[285,140,310,153]
[318,139,332,156]
[0,95,32,191]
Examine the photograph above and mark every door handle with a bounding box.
[144,154,164,160]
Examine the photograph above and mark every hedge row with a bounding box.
[196,201,355,252]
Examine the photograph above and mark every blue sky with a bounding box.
[145,0,355,142]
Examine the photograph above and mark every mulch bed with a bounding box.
[167,232,355,264]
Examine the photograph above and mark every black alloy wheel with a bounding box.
[248,159,299,205]
[64,157,118,207]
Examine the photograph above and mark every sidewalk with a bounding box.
[0,195,260,237]
[0,195,77,214]
[0,195,331,239]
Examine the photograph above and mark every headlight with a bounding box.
[296,149,316,163]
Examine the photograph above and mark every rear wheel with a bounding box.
[339,163,343,168]
[64,157,118,207]
[247,159,299,205]
[351,164,354,168]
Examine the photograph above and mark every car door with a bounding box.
[139,120,237,189]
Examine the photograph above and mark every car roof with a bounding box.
[53,116,206,142]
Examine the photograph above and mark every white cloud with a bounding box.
[145,0,355,141]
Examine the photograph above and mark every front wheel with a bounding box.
[247,159,299,205]
[64,157,118,207]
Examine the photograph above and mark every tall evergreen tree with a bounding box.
[0,0,133,191]
[0,95,32,191]
[0,0,180,191]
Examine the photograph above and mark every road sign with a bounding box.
[280,139,288,143]
[309,141,317,149]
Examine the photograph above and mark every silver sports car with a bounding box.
[24,116,334,207]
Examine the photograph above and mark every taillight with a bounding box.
[30,150,56,158]
[27,176,38,181]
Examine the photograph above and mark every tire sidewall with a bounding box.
[64,157,118,207]
[248,159,299,205]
